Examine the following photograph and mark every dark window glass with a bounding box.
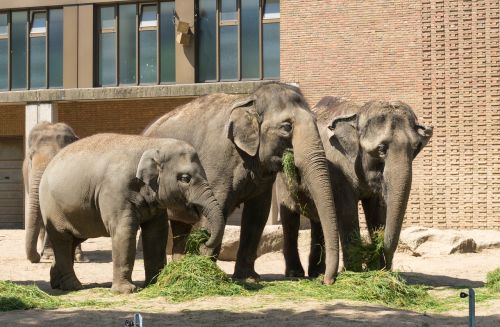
[197,0,216,81]
[0,13,8,90]
[11,11,27,90]
[99,7,116,86]
[160,1,175,83]
[263,22,279,78]
[139,5,157,84]
[219,25,237,80]
[119,4,137,85]
[30,35,46,89]
[48,9,63,88]
[263,0,280,19]
[221,0,237,21]
[241,0,259,79]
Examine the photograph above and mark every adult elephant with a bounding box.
[276,97,433,275]
[23,121,85,263]
[144,82,339,284]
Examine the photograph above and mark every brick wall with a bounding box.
[58,98,193,137]
[281,0,500,229]
[0,105,25,137]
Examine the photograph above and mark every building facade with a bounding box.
[0,0,498,230]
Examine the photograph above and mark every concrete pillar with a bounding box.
[175,0,196,83]
[24,102,58,228]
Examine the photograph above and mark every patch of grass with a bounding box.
[0,281,61,311]
[486,267,500,292]
[260,271,440,312]
[346,229,385,271]
[141,255,247,302]
[185,229,211,255]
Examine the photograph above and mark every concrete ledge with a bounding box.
[0,81,267,104]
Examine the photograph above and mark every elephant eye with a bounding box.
[179,174,191,184]
[378,143,388,157]
[280,122,293,133]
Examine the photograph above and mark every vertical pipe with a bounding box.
[469,288,475,327]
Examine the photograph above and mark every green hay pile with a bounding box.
[0,281,60,311]
[282,149,299,194]
[185,229,211,255]
[486,267,500,292]
[345,228,385,271]
[261,270,437,311]
[141,255,246,302]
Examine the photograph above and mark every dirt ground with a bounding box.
[1,229,499,326]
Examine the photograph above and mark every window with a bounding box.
[96,1,176,87]
[196,0,280,82]
[0,9,62,90]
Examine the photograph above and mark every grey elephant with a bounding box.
[277,97,433,276]
[144,82,340,284]
[39,133,225,293]
[23,121,85,263]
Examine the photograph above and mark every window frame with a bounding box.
[95,1,175,87]
[196,0,280,83]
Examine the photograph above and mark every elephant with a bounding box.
[23,121,85,263]
[39,133,225,293]
[276,97,433,276]
[143,82,340,284]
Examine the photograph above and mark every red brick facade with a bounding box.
[281,0,500,229]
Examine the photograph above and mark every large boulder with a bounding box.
[399,227,500,256]
[219,225,284,261]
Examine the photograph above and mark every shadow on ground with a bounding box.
[401,272,485,288]
[0,302,498,326]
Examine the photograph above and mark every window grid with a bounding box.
[0,9,63,91]
[197,0,280,82]
[96,1,175,87]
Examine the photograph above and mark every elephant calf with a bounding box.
[39,134,225,293]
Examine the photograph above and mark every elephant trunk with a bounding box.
[190,182,225,250]
[292,113,339,284]
[25,167,45,263]
[382,148,412,269]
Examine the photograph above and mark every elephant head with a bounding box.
[24,121,79,263]
[228,82,340,284]
[328,100,433,268]
[135,141,225,251]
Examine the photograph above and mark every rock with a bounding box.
[398,227,500,256]
[218,225,284,261]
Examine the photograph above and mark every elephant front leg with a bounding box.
[233,187,272,282]
[362,196,387,269]
[281,204,304,278]
[141,213,168,287]
[308,221,326,278]
[170,220,192,261]
[111,221,138,294]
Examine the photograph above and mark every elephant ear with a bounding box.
[413,123,433,158]
[136,149,160,192]
[327,113,359,160]
[227,97,260,156]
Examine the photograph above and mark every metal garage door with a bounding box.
[0,138,24,229]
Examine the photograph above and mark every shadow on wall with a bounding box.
[0,303,498,326]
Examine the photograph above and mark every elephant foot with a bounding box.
[27,251,41,264]
[111,281,137,294]
[308,264,325,279]
[50,266,82,291]
[285,266,305,278]
[233,267,261,283]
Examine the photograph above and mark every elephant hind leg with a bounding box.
[47,222,82,291]
[281,204,304,278]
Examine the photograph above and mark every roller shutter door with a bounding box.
[0,137,24,229]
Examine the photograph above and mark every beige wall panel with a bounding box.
[175,0,195,83]
[78,5,94,88]
[63,6,78,89]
